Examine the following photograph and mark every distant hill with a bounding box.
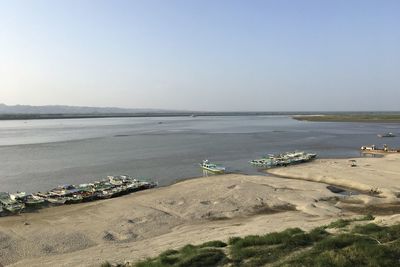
[0,104,172,114]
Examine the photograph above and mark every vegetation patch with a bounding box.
[107,216,400,267]
[325,214,375,229]
[134,243,228,267]
[197,241,227,248]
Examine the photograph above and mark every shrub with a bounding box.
[135,259,166,267]
[180,244,197,257]
[360,214,375,221]
[232,228,305,249]
[198,240,227,248]
[283,233,312,249]
[326,219,350,229]
[352,223,400,243]
[352,223,384,235]
[308,227,330,242]
[159,249,179,257]
[160,255,179,265]
[177,249,227,267]
[314,234,374,251]
[228,236,241,245]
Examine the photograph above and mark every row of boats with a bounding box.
[200,151,317,173]
[2,152,318,216]
[360,144,400,154]
[360,132,398,153]
[249,151,317,168]
[0,175,156,216]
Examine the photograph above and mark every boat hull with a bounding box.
[201,166,225,173]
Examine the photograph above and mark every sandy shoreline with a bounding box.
[267,154,400,209]
[1,154,399,266]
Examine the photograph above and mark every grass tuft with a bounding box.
[198,240,227,248]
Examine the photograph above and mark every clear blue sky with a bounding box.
[0,0,399,111]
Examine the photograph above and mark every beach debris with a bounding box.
[103,232,116,241]
[369,187,381,195]
[349,160,357,167]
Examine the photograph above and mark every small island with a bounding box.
[293,113,400,123]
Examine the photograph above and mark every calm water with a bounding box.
[0,116,399,193]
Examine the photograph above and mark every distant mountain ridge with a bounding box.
[0,104,173,114]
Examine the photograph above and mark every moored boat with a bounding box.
[65,194,83,204]
[95,190,113,199]
[11,192,26,201]
[0,192,25,214]
[46,197,67,205]
[200,160,226,173]
[22,194,46,208]
[250,151,317,168]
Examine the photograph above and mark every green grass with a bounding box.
[108,215,400,267]
[326,219,351,229]
[325,214,375,229]
[197,240,227,248]
[134,243,228,267]
[229,228,319,266]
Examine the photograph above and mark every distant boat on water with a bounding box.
[377,132,396,138]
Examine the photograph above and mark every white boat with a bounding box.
[10,192,26,200]
[46,197,67,205]
[200,160,226,173]
[0,192,25,213]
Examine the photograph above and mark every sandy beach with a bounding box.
[1,154,400,266]
[268,154,400,212]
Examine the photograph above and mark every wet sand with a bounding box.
[1,154,399,266]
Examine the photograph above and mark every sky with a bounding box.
[0,0,399,111]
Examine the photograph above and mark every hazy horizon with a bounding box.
[1,0,399,111]
[1,102,400,113]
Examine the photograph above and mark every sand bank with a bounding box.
[1,174,344,267]
[267,154,400,210]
